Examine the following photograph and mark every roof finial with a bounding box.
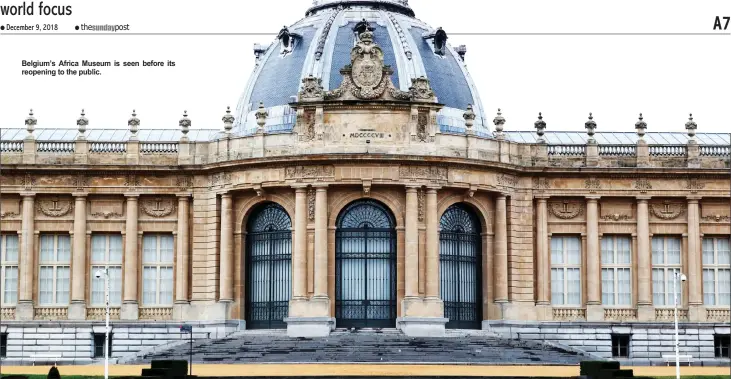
[128,109,140,141]
[635,113,647,140]
[25,108,37,139]
[255,101,268,134]
[77,108,89,139]
[492,108,506,139]
[685,113,697,142]
[585,112,597,143]
[222,106,235,134]
[179,110,191,140]
[534,112,546,143]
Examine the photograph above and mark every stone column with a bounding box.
[494,194,509,303]
[404,185,420,299]
[122,194,139,320]
[535,196,550,319]
[219,193,234,302]
[425,187,440,299]
[636,196,653,321]
[686,196,703,321]
[175,194,190,304]
[585,196,602,321]
[17,193,35,320]
[292,186,308,299]
[313,185,328,298]
[69,193,88,320]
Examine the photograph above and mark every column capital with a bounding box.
[19,192,36,198]
[72,192,88,198]
[124,193,140,199]
[176,192,192,199]
[497,193,508,200]
[405,184,422,190]
[425,184,441,191]
[636,195,652,201]
[535,195,550,200]
[425,187,440,194]
[586,195,601,201]
[313,183,329,190]
[221,193,233,200]
[291,184,309,191]
[686,195,702,202]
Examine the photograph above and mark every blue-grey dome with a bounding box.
[234,0,488,136]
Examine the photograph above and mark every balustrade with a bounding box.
[548,145,586,156]
[655,308,688,321]
[700,145,730,157]
[139,307,173,320]
[599,145,636,156]
[604,308,638,321]
[90,142,127,153]
[34,307,69,320]
[1,141,23,152]
[552,307,586,321]
[649,145,686,157]
[37,141,75,154]
[86,307,121,320]
[140,142,179,154]
[706,308,730,322]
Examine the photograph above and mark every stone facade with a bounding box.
[1,17,729,365]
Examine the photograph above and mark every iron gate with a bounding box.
[335,200,397,328]
[245,203,292,329]
[439,203,482,329]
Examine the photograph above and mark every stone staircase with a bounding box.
[129,328,586,365]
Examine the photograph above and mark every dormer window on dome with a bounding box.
[277,26,302,56]
[353,19,376,42]
[423,27,448,56]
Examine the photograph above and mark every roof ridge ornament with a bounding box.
[179,110,191,140]
[685,113,697,142]
[585,112,597,144]
[635,113,647,140]
[534,112,546,144]
[255,102,268,134]
[25,108,37,139]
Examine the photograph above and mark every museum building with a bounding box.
[0,0,730,365]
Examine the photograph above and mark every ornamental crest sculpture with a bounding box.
[297,23,437,103]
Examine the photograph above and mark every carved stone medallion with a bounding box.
[548,201,584,219]
[649,201,685,220]
[37,196,74,217]
[140,197,176,218]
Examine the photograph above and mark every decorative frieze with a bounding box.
[140,197,176,218]
[176,175,193,190]
[548,200,584,220]
[90,211,123,219]
[600,213,632,221]
[649,200,685,220]
[0,211,20,219]
[701,214,730,223]
[497,174,518,188]
[532,177,550,190]
[585,177,601,192]
[399,165,448,183]
[685,178,705,193]
[285,165,335,182]
[37,196,74,217]
[73,173,88,190]
[634,178,652,193]
[21,172,36,190]
[124,173,141,188]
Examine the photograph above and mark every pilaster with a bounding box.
[636,196,653,321]
[535,195,550,307]
[17,192,36,320]
[173,194,191,320]
[686,195,704,321]
[585,196,602,321]
[121,193,139,320]
[219,193,234,302]
[69,193,88,320]
[494,194,508,303]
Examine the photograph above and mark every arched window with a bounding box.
[335,200,397,328]
[245,203,292,329]
[440,203,482,329]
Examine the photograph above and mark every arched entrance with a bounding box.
[245,202,292,329]
[439,203,483,329]
[335,200,397,328]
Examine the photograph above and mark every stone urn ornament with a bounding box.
[635,113,647,140]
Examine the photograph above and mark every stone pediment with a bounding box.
[296,26,438,104]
